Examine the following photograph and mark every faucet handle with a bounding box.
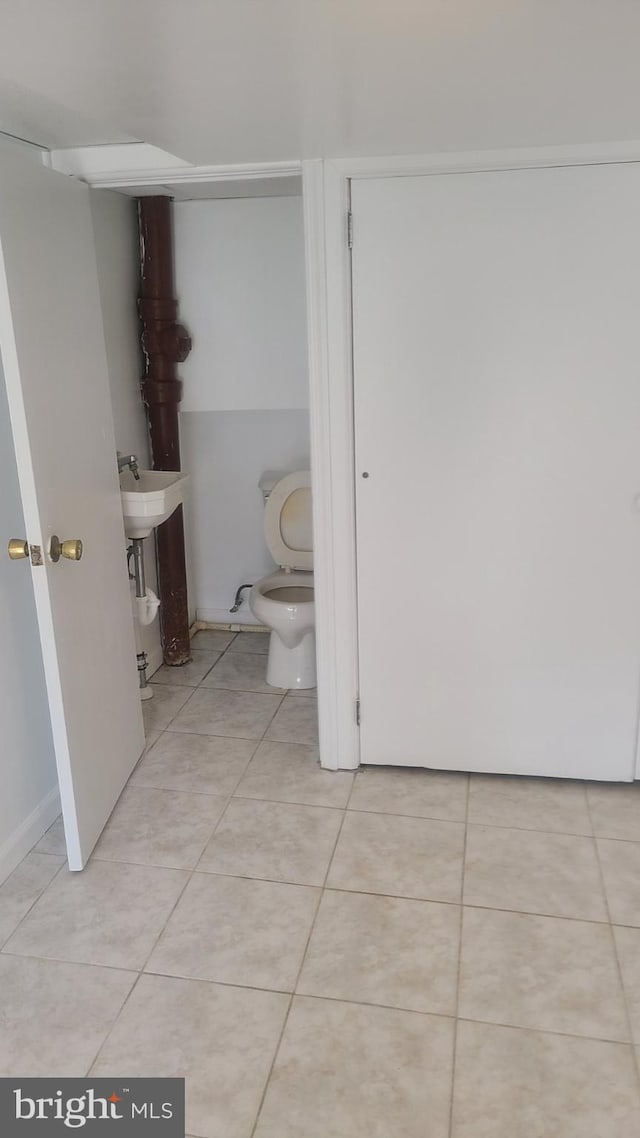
[117,452,140,477]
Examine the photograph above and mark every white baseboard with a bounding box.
[0,784,61,885]
[196,606,262,627]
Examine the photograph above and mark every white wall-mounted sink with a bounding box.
[120,470,189,539]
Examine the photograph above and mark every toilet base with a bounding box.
[267,629,316,690]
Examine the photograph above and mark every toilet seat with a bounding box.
[263,470,312,571]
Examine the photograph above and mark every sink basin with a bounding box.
[120,470,189,539]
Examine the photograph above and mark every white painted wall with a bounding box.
[0,358,59,883]
[174,196,308,413]
[175,194,309,624]
[89,188,162,674]
[181,410,310,623]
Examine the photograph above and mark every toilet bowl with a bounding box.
[249,470,316,689]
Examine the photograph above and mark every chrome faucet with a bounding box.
[117,453,140,480]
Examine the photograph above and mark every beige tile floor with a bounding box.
[1,627,640,1134]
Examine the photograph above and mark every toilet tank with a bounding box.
[258,470,288,503]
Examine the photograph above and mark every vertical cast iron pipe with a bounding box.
[138,197,192,665]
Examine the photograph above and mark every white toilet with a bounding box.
[249,470,316,690]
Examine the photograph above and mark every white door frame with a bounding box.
[50,139,640,773]
[48,145,359,768]
[302,161,360,770]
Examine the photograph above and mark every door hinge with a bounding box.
[347,211,354,249]
[356,698,361,726]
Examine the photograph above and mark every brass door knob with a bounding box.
[8,538,28,560]
[50,535,83,563]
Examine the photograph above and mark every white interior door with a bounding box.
[0,144,144,867]
[352,163,640,780]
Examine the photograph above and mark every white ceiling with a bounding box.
[1,1,640,163]
[0,76,137,150]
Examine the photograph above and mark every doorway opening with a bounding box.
[108,173,318,759]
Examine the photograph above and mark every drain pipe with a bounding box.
[128,539,160,699]
[138,196,192,666]
[230,584,253,614]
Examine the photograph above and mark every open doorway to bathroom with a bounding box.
[144,174,318,748]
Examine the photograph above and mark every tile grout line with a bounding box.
[151,632,316,732]
[146,729,289,745]
[83,637,252,1078]
[189,695,291,877]
[81,785,230,1080]
[15,790,633,939]
[0,947,138,979]
[0,936,635,1053]
[156,635,292,698]
[85,656,291,1080]
[5,651,389,1118]
[586,790,640,1090]
[447,773,470,1138]
[5,706,264,991]
[146,704,288,748]
[0,856,68,953]
[18,670,640,1115]
[292,888,618,926]
[144,630,241,733]
[6,866,630,963]
[5,747,640,1118]
[563,832,640,847]
[239,679,332,1136]
[151,676,290,743]
[347,808,599,840]
[152,678,291,698]
[248,769,358,1138]
[230,791,362,809]
[83,792,240,1075]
